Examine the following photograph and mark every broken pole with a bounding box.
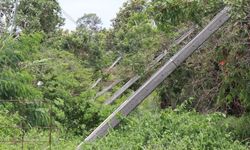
[76,6,231,149]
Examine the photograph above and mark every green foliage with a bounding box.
[223,114,250,144]
[0,33,42,69]
[215,17,250,113]
[0,111,22,141]
[0,33,43,100]
[83,109,248,149]
[48,29,110,70]
[108,0,165,75]
[17,0,64,33]
[0,69,41,100]
[0,0,64,33]
[150,0,224,32]
[156,0,250,114]
[76,13,102,31]
[28,49,93,98]
[24,46,115,135]
[0,0,250,149]
[0,32,112,139]
[64,91,106,136]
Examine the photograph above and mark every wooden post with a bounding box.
[104,27,195,105]
[76,7,231,149]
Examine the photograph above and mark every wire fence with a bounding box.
[0,99,58,150]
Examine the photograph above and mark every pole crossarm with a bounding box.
[104,75,140,105]
[149,27,195,69]
[76,6,231,150]
[104,27,195,105]
[95,79,122,98]
[91,56,122,89]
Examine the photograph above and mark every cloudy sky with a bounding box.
[58,0,127,30]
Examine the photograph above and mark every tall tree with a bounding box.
[150,0,224,32]
[76,13,102,31]
[16,0,64,33]
[107,0,164,75]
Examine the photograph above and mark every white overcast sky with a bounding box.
[57,0,127,30]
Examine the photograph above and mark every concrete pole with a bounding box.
[76,7,231,149]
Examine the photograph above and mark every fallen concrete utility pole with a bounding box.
[91,56,122,89]
[95,79,122,98]
[104,27,195,105]
[76,7,231,149]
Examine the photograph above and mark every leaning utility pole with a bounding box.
[76,6,231,149]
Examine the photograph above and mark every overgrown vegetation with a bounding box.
[83,108,249,150]
[0,0,249,149]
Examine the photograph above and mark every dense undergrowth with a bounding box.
[1,107,249,149]
[83,109,250,150]
[0,0,249,149]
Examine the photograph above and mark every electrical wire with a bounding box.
[61,9,77,25]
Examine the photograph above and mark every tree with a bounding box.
[149,0,224,32]
[76,13,102,31]
[0,11,6,33]
[111,0,147,30]
[16,0,64,33]
[106,0,164,75]
[0,0,16,33]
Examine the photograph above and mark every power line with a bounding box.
[56,0,77,24]
[61,9,77,25]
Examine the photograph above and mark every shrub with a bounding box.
[83,109,248,150]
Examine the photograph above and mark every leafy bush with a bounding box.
[83,109,248,150]
[223,114,250,145]
[0,33,42,70]
[0,69,42,100]
[0,111,22,141]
